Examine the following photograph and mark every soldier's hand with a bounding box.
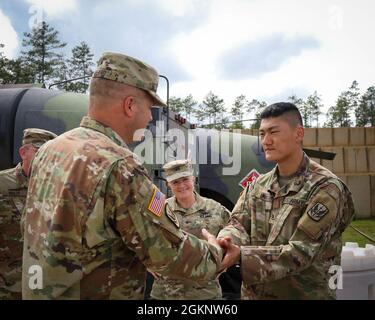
[217,236,241,272]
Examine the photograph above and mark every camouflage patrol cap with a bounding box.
[93,52,167,107]
[163,159,194,182]
[22,128,57,148]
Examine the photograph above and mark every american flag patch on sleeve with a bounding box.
[148,187,166,217]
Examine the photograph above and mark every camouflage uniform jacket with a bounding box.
[22,116,223,300]
[218,153,355,300]
[151,192,231,300]
[0,163,28,300]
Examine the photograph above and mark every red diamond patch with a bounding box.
[239,169,260,189]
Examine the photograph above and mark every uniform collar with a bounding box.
[15,162,28,188]
[267,152,310,196]
[169,191,205,215]
[80,116,128,149]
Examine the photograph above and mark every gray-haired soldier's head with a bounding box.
[260,102,303,128]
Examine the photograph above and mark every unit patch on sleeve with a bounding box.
[307,202,329,221]
[148,187,166,217]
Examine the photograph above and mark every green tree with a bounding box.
[21,21,66,86]
[194,103,208,126]
[55,55,70,91]
[325,98,349,127]
[230,94,247,129]
[64,41,94,93]
[202,91,225,128]
[0,44,34,84]
[182,94,197,122]
[248,99,267,129]
[355,86,375,127]
[288,95,311,127]
[325,81,360,127]
[306,91,323,127]
[0,43,12,83]
[7,58,35,84]
[169,96,184,113]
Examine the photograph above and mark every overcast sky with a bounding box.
[1,0,374,120]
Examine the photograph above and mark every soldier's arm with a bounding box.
[217,185,252,246]
[221,204,232,223]
[106,159,223,282]
[240,180,351,285]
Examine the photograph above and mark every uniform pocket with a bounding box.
[267,197,306,245]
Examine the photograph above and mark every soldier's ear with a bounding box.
[19,145,27,161]
[296,125,304,144]
[122,95,136,117]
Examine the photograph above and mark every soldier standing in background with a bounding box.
[0,128,57,299]
[150,159,231,300]
[21,52,229,300]
[217,102,355,299]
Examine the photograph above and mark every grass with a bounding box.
[342,218,375,247]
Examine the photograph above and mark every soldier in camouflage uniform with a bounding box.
[150,159,231,300]
[217,102,355,300]
[0,128,57,299]
[22,52,223,300]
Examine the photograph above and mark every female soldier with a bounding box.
[150,159,231,300]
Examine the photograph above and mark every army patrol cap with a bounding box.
[22,128,57,148]
[93,52,167,107]
[163,159,194,182]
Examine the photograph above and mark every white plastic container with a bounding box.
[337,242,375,300]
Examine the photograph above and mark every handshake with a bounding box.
[202,228,241,273]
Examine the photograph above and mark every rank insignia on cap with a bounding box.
[308,203,329,221]
[148,187,166,217]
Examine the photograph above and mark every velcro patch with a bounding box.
[148,187,166,217]
[308,203,329,221]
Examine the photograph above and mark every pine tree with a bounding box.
[169,96,184,113]
[194,103,208,126]
[325,81,360,127]
[231,94,247,129]
[0,44,12,84]
[21,21,66,86]
[355,86,375,127]
[248,99,267,129]
[8,58,35,84]
[202,91,225,128]
[182,94,197,122]
[288,95,310,127]
[55,55,70,91]
[0,44,35,84]
[65,41,94,93]
[325,96,351,127]
[306,91,323,127]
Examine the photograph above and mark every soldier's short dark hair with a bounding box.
[260,102,303,127]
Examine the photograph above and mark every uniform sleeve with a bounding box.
[220,204,231,225]
[240,180,351,285]
[105,160,223,282]
[217,185,252,246]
